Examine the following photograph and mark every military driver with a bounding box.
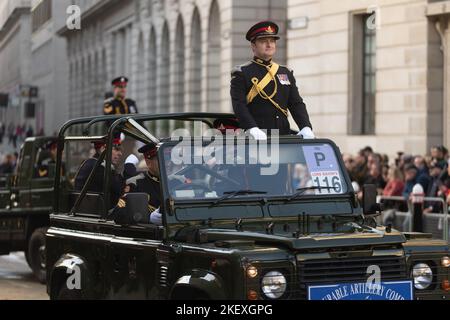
[230,21,315,140]
[114,142,163,225]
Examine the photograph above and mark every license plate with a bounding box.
[308,281,414,300]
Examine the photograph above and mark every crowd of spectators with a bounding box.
[343,145,450,212]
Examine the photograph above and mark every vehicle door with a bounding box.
[106,223,162,299]
[0,174,12,252]
[8,143,33,245]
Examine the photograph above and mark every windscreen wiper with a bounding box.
[286,186,337,202]
[210,190,267,207]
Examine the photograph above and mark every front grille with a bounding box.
[296,256,408,299]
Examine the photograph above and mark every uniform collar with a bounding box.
[253,56,272,66]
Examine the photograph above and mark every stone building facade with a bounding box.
[287,0,447,157]
[58,0,288,124]
[30,0,70,136]
[0,0,70,136]
[0,0,32,130]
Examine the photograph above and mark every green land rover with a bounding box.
[0,136,61,283]
[46,113,449,300]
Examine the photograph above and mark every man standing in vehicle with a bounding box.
[230,21,314,140]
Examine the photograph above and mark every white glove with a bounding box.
[249,127,267,141]
[298,127,315,139]
[150,207,162,225]
[125,154,139,166]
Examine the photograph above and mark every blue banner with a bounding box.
[308,281,414,300]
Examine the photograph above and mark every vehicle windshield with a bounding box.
[161,139,350,202]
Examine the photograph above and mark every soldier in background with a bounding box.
[103,76,139,165]
[34,140,59,178]
[103,76,138,116]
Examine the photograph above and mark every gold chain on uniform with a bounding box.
[251,60,288,117]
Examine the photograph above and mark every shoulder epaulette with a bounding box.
[279,64,294,73]
[231,61,253,74]
[104,97,114,104]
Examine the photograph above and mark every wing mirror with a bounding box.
[363,184,383,215]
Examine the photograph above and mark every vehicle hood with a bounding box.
[203,228,406,250]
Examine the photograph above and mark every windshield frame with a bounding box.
[158,137,356,222]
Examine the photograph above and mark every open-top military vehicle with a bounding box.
[46,113,449,300]
[0,136,61,283]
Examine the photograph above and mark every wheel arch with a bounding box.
[48,253,93,300]
[169,269,227,300]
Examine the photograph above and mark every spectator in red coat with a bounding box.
[383,166,405,197]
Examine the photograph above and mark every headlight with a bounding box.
[412,263,433,290]
[261,271,287,299]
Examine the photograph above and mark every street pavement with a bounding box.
[0,252,48,300]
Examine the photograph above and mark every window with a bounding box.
[349,12,377,135]
[32,0,52,32]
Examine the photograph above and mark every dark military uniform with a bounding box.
[230,21,312,135]
[103,97,138,116]
[231,59,312,135]
[34,157,55,179]
[103,76,138,115]
[33,140,61,179]
[126,172,161,212]
[110,142,162,224]
[74,155,125,209]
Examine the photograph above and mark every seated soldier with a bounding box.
[113,142,162,225]
[34,140,58,178]
[74,138,125,209]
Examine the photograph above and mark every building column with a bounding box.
[444,19,450,147]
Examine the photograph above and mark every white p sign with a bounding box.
[66,5,81,30]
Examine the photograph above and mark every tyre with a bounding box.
[28,227,48,284]
[24,249,32,269]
